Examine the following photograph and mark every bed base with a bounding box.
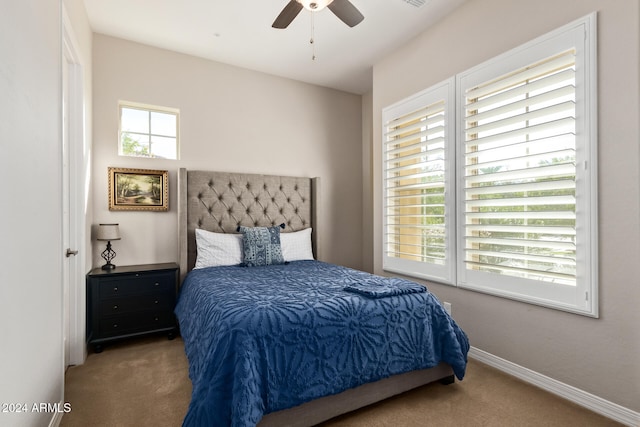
[259,363,454,426]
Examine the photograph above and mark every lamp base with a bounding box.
[100,241,117,270]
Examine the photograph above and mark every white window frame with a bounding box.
[381,14,598,317]
[118,101,180,160]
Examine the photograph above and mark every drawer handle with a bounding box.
[113,286,118,292]
[154,317,159,321]
[113,305,119,310]
[113,324,118,328]
[154,282,160,287]
[154,300,159,304]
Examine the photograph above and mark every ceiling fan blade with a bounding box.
[327,0,364,27]
[272,0,304,29]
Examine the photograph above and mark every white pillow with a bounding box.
[194,229,243,268]
[280,228,314,262]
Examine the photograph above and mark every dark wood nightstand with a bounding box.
[86,262,179,353]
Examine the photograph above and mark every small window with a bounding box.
[119,101,179,160]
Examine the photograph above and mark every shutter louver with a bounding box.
[462,49,578,286]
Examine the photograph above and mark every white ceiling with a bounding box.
[83,0,466,94]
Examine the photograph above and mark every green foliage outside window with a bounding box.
[121,132,150,157]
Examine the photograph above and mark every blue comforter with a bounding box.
[175,261,469,427]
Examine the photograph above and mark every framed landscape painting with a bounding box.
[108,167,168,211]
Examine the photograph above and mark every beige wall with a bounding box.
[361,91,374,273]
[371,0,640,412]
[92,34,363,271]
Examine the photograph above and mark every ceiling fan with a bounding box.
[272,0,364,29]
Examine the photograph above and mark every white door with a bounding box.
[62,52,71,367]
[62,12,86,367]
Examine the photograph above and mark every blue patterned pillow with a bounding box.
[237,224,285,267]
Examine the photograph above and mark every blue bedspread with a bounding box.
[175,261,469,427]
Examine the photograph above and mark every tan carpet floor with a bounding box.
[62,335,622,427]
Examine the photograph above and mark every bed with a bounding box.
[175,168,469,427]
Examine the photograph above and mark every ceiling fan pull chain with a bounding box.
[310,11,316,61]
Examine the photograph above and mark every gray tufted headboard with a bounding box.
[178,168,319,282]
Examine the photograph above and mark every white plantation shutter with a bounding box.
[462,49,577,285]
[382,79,455,283]
[456,15,597,315]
[379,15,596,316]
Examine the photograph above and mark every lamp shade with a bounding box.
[96,223,121,241]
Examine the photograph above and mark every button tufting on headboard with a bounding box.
[179,169,317,280]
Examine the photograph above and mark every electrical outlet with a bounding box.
[443,302,452,316]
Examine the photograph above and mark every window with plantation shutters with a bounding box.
[456,15,597,315]
[380,14,597,316]
[382,79,456,284]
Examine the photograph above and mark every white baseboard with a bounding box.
[469,347,640,427]
[48,411,63,427]
[47,399,69,427]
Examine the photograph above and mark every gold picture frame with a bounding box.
[108,167,168,211]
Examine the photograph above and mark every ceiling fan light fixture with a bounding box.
[273,0,362,29]
[296,0,334,12]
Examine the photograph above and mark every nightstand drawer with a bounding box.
[98,311,175,338]
[97,273,173,299]
[98,293,173,315]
